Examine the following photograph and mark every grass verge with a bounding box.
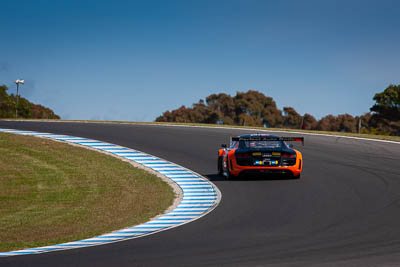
[0,132,175,252]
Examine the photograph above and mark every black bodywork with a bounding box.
[233,134,298,168]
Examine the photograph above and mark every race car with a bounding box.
[217,134,304,179]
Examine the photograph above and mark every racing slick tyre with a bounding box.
[217,156,223,176]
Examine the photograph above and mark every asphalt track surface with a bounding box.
[1,121,400,267]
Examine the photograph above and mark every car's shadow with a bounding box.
[204,174,295,182]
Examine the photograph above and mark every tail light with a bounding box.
[236,153,250,158]
[282,152,296,158]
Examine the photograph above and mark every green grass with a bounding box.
[4,119,399,142]
[0,132,175,252]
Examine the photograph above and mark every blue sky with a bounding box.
[1,0,399,121]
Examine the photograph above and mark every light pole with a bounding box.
[15,79,24,119]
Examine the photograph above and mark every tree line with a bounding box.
[156,85,400,136]
[0,85,60,119]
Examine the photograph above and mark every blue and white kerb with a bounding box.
[0,128,221,257]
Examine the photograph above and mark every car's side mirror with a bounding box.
[288,144,294,148]
[221,144,227,148]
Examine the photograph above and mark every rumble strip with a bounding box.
[0,128,221,257]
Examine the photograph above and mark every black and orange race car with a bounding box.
[218,134,304,179]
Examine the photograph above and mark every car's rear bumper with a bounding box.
[231,158,302,177]
[238,168,294,176]
[233,166,301,177]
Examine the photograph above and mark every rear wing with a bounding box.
[231,136,304,145]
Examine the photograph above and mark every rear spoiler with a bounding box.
[231,136,304,145]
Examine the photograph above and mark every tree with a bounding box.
[156,90,285,127]
[0,85,60,119]
[316,115,338,131]
[315,113,358,133]
[337,114,357,133]
[205,93,235,121]
[154,87,400,136]
[370,84,400,135]
[370,84,400,121]
[0,85,13,118]
[233,90,283,127]
[302,113,318,130]
[282,107,302,128]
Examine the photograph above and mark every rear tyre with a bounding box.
[217,156,223,175]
